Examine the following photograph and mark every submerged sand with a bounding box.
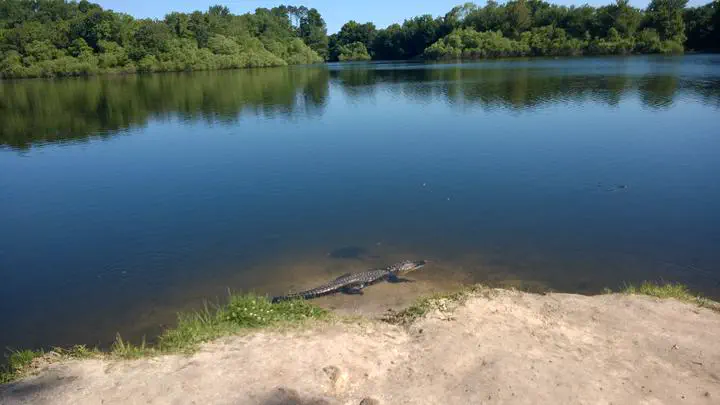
[2,289,719,405]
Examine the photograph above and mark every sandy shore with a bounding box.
[2,289,719,405]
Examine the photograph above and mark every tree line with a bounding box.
[0,0,719,79]
[331,0,719,61]
[0,1,328,78]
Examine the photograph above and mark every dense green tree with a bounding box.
[595,0,643,37]
[401,15,444,58]
[164,12,192,39]
[646,0,689,43]
[337,41,371,61]
[504,0,532,38]
[371,24,406,60]
[425,28,528,59]
[634,28,664,52]
[0,2,325,78]
[465,0,506,32]
[563,5,597,37]
[443,3,479,29]
[715,0,720,44]
[329,20,376,60]
[69,37,93,57]
[129,20,172,60]
[684,2,718,50]
[294,7,328,59]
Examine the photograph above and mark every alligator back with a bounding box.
[271,269,390,303]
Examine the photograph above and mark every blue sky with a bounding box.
[98,0,710,34]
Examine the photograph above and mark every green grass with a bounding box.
[52,345,101,359]
[619,281,720,312]
[108,294,329,359]
[383,285,491,325]
[1,294,329,382]
[153,294,328,355]
[0,350,44,384]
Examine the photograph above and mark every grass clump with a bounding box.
[620,281,720,312]
[116,294,329,358]
[111,335,154,359]
[0,350,44,384]
[1,345,100,384]
[53,345,101,359]
[1,294,328,383]
[221,294,328,327]
[384,285,489,325]
[622,281,694,299]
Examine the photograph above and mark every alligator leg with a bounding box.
[341,284,365,295]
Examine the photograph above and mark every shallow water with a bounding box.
[1,55,719,351]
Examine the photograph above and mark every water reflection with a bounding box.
[0,67,330,149]
[2,56,720,150]
[334,66,717,111]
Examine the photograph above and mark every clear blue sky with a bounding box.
[97,0,710,34]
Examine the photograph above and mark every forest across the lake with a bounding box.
[0,0,718,78]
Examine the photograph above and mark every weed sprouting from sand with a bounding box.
[112,334,153,359]
[622,281,693,299]
[52,345,100,359]
[621,281,720,312]
[384,285,490,325]
[0,349,44,384]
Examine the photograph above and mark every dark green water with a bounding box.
[1,55,719,352]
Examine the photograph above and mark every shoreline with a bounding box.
[2,282,719,403]
[5,52,720,82]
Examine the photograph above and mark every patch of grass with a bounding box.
[621,281,720,312]
[117,294,329,357]
[0,349,44,384]
[1,294,329,383]
[384,285,490,325]
[112,334,154,359]
[52,345,101,359]
[622,281,694,299]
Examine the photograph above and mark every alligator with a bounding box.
[271,260,426,303]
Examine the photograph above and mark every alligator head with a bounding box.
[389,260,426,275]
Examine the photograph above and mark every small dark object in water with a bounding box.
[328,246,367,259]
[595,182,630,192]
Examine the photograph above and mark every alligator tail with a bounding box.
[271,288,328,303]
[271,292,312,303]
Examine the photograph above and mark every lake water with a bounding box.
[1,55,720,352]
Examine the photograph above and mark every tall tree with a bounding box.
[713,0,720,45]
[505,0,532,38]
[684,2,716,49]
[372,24,406,60]
[613,0,644,36]
[444,3,479,30]
[299,8,328,59]
[646,0,689,42]
[330,20,376,60]
[401,15,442,58]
